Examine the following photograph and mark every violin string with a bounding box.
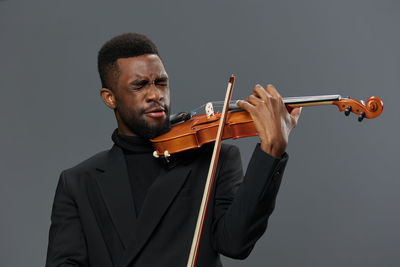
[190,96,343,115]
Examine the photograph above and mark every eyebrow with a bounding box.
[129,79,148,86]
[129,76,168,85]
[155,77,169,83]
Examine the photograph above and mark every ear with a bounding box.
[100,88,116,109]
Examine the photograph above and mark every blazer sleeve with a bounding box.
[212,144,288,259]
[46,171,89,267]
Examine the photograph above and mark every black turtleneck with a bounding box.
[112,130,163,216]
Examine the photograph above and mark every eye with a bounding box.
[156,78,169,87]
[131,80,148,90]
[157,82,168,87]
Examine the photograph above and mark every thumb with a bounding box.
[290,107,302,126]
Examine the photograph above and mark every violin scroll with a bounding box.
[333,96,383,121]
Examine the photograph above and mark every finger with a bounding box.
[265,84,281,99]
[290,107,302,125]
[253,84,271,100]
[265,84,286,112]
[246,94,265,106]
[236,100,255,112]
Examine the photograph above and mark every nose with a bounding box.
[145,82,163,103]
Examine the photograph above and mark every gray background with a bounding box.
[1,0,399,266]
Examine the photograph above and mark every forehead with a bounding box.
[116,54,167,80]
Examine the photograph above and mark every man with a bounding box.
[46,33,301,267]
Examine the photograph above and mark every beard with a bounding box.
[116,101,171,139]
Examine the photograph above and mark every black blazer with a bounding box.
[46,143,288,267]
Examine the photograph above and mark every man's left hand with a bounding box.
[236,84,301,158]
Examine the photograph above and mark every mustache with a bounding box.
[141,101,169,114]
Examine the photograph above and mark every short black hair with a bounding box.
[97,33,159,90]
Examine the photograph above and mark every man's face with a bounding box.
[112,54,170,138]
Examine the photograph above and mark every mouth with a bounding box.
[144,106,166,119]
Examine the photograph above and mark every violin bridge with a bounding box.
[205,102,215,118]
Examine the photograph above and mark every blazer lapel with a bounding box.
[118,164,191,267]
[94,145,137,249]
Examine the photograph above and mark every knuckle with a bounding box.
[254,84,262,91]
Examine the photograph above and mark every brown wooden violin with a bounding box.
[151,93,383,158]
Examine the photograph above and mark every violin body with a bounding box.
[152,110,257,156]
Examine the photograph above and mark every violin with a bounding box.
[151,94,383,158]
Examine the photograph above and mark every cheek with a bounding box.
[164,90,171,106]
[116,97,140,117]
[118,93,143,110]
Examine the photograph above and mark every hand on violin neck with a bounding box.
[236,84,301,159]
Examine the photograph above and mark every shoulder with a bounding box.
[57,148,115,194]
[61,148,112,177]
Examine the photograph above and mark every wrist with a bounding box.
[260,143,285,159]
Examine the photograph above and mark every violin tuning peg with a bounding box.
[344,106,352,116]
[358,112,365,122]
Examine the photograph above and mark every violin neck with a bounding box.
[283,94,342,108]
[227,95,342,110]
